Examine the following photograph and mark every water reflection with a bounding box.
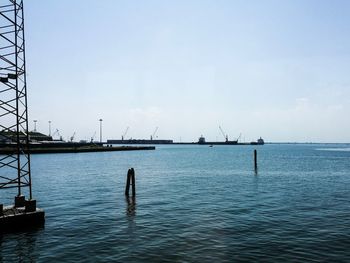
[125,195,136,218]
[125,196,137,235]
[254,168,258,175]
[0,227,43,262]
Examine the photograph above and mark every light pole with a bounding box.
[33,120,37,132]
[48,121,51,136]
[99,119,103,143]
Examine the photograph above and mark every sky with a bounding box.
[23,0,350,142]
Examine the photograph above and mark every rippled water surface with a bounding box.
[1,144,350,262]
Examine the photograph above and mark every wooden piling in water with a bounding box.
[125,168,136,196]
[131,168,136,196]
[125,169,131,195]
[254,149,258,171]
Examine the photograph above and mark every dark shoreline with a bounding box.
[0,145,155,154]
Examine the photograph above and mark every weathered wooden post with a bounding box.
[131,168,136,197]
[125,169,131,196]
[254,149,258,172]
[125,168,136,196]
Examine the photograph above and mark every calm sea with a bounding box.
[1,144,350,262]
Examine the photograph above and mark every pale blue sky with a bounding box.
[24,0,350,142]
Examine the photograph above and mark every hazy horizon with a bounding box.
[24,0,350,143]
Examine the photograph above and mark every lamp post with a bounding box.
[33,120,37,132]
[48,121,51,136]
[99,119,103,143]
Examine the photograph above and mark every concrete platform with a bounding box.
[0,206,45,232]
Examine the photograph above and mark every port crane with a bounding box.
[237,133,242,143]
[219,126,228,142]
[52,129,63,141]
[51,129,59,138]
[122,126,129,140]
[150,127,158,140]
[70,132,76,142]
[90,131,96,142]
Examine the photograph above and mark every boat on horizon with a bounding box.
[197,135,264,145]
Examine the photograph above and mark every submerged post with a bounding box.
[125,168,136,196]
[254,149,258,171]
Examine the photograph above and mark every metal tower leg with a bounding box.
[0,0,32,202]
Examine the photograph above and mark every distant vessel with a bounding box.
[198,136,238,145]
[107,139,173,145]
[198,135,206,144]
[197,136,264,145]
[250,137,265,145]
[258,137,264,145]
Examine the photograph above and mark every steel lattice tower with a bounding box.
[0,0,32,202]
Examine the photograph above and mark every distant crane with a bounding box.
[90,131,96,142]
[52,129,63,141]
[51,129,59,138]
[150,127,158,140]
[122,126,129,140]
[219,126,228,142]
[70,132,76,142]
[237,133,242,143]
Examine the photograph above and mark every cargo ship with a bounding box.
[198,135,238,145]
[197,136,264,145]
[107,139,173,144]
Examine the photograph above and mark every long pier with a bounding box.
[0,143,155,154]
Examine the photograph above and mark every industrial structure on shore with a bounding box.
[0,129,156,155]
[107,136,264,145]
[107,126,264,145]
[0,125,264,147]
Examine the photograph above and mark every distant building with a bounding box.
[29,132,53,142]
[0,130,53,143]
[0,133,11,143]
